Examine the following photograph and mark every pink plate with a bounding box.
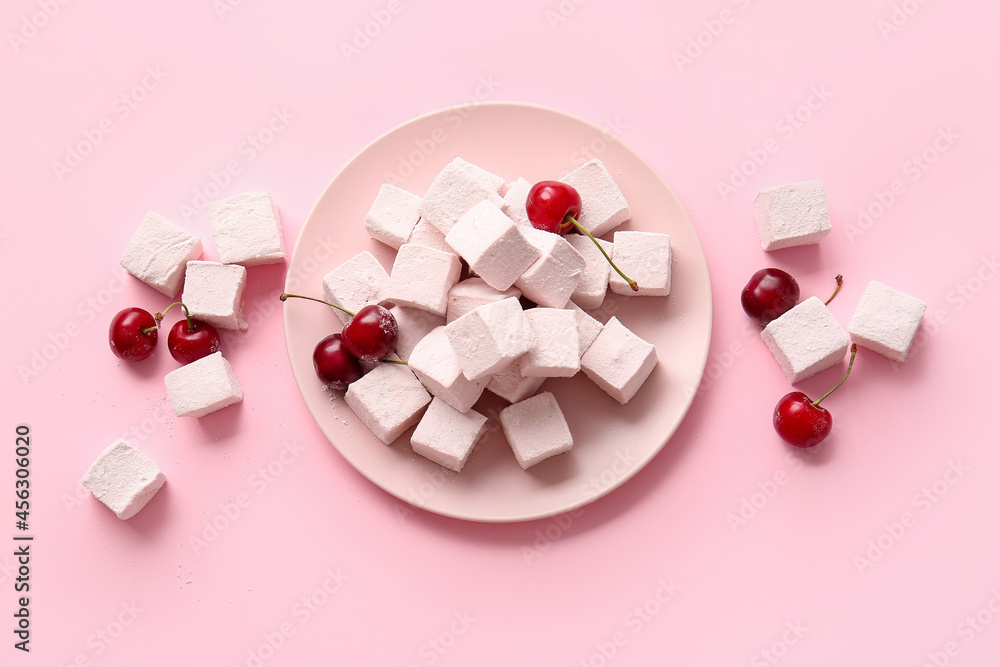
[283,102,712,522]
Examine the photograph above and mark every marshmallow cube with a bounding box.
[445,201,540,291]
[120,210,203,297]
[345,362,432,444]
[81,439,166,520]
[408,326,487,413]
[761,296,850,383]
[560,159,631,238]
[753,180,832,251]
[418,158,505,235]
[445,297,535,381]
[447,278,521,324]
[388,305,445,361]
[486,357,546,404]
[181,261,248,330]
[322,251,390,324]
[565,301,605,355]
[164,351,244,418]
[209,192,286,265]
[522,308,581,378]
[410,398,488,472]
[565,235,612,310]
[848,281,927,362]
[364,184,421,249]
[609,231,671,297]
[515,227,587,308]
[501,177,532,227]
[406,219,455,255]
[581,317,657,404]
[384,244,462,317]
[499,392,574,469]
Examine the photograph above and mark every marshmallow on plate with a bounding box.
[515,227,586,308]
[384,244,462,317]
[565,235,612,310]
[753,181,832,251]
[81,439,166,520]
[322,251,390,324]
[410,398,488,472]
[388,305,445,361]
[486,357,546,404]
[447,278,521,324]
[418,158,505,234]
[445,297,534,381]
[406,218,454,255]
[581,317,657,404]
[182,260,248,330]
[120,210,203,297]
[501,176,532,227]
[560,158,631,238]
[499,391,574,469]
[209,192,286,265]
[364,184,421,249]
[564,301,604,355]
[407,326,488,413]
[521,308,580,377]
[164,351,244,417]
[761,296,849,383]
[445,201,540,291]
[345,362,432,444]
[848,280,927,362]
[609,230,671,296]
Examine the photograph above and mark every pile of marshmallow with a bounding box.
[82,193,285,520]
[320,157,671,472]
[752,180,926,382]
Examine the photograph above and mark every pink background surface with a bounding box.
[3,1,999,665]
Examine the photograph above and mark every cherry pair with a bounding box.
[109,303,220,364]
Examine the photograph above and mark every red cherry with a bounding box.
[313,333,362,390]
[341,304,399,363]
[109,308,158,361]
[167,318,221,364]
[526,181,581,234]
[741,268,800,326]
[773,344,857,448]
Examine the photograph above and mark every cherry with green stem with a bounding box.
[773,343,858,448]
[280,293,400,365]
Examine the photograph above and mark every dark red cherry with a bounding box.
[109,308,158,361]
[741,268,800,326]
[341,304,399,363]
[773,344,857,448]
[313,333,363,390]
[167,318,221,364]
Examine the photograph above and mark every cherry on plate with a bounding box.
[313,333,363,390]
[341,304,399,363]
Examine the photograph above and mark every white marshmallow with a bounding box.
[447,278,521,324]
[565,235,612,310]
[499,391,574,469]
[81,439,166,520]
[345,362,431,444]
[486,357,545,404]
[560,158,631,238]
[407,326,487,413]
[521,308,580,377]
[848,280,927,362]
[609,230,671,296]
[410,398,488,472]
[321,251,390,324]
[445,201,540,291]
[209,192,286,265]
[501,176,532,226]
[120,210,203,297]
[164,351,244,417]
[753,180,832,251]
[181,261,248,330]
[406,218,454,255]
[445,297,535,380]
[364,183,421,249]
[581,317,657,404]
[384,244,462,317]
[564,301,604,355]
[761,296,849,383]
[388,305,445,361]
[515,227,586,308]
[418,158,505,234]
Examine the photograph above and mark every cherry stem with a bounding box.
[824,275,844,305]
[280,293,355,317]
[813,344,858,407]
[382,358,408,365]
[565,215,639,292]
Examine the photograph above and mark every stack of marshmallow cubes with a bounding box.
[335,157,667,472]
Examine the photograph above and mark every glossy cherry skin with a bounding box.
[167,319,221,364]
[109,308,158,361]
[526,181,582,234]
[313,333,363,390]
[741,268,800,326]
[773,392,832,448]
[341,304,398,363]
